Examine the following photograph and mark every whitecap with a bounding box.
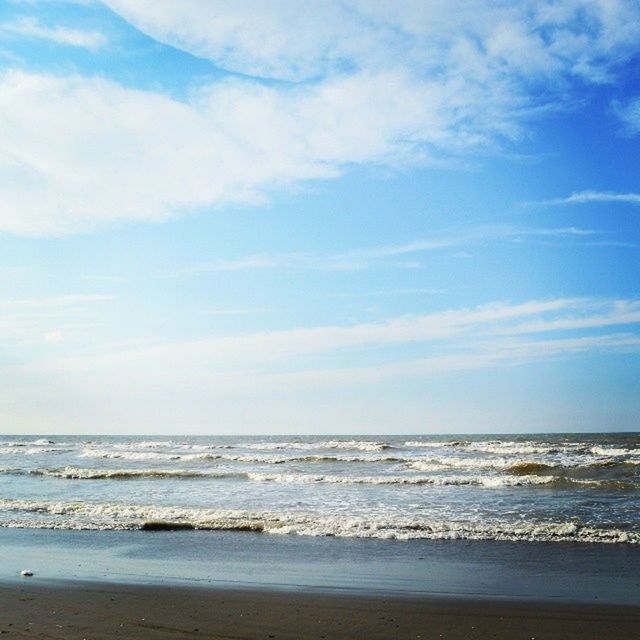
[0,498,636,544]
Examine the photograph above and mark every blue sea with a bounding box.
[1,433,638,543]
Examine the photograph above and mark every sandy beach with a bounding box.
[1,580,639,640]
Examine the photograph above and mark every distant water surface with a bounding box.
[0,433,638,543]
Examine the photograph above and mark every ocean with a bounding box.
[1,433,638,544]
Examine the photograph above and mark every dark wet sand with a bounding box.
[1,581,639,640]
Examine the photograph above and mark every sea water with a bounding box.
[0,433,638,544]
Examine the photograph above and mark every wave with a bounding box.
[246,473,638,490]
[402,440,564,455]
[81,450,185,461]
[246,472,559,487]
[108,441,235,451]
[403,440,587,455]
[240,440,392,452]
[590,446,640,457]
[29,467,246,480]
[404,440,469,448]
[0,498,637,543]
[405,455,640,475]
[506,460,640,481]
[6,467,633,490]
[0,468,25,476]
[406,456,514,472]
[0,446,69,456]
[402,439,638,457]
[506,461,555,474]
[80,449,404,464]
[465,442,565,455]
[0,439,59,447]
[84,440,392,453]
[5,439,639,465]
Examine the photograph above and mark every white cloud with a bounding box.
[0,2,638,235]
[613,96,640,135]
[1,17,107,50]
[0,68,510,235]
[102,0,640,83]
[536,190,640,206]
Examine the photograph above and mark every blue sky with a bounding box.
[0,0,639,434]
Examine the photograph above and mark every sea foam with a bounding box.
[0,497,636,544]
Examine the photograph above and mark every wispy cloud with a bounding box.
[584,240,640,249]
[330,288,447,299]
[1,17,107,50]
[531,190,640,207]
[186,256,281,273]
[183,225,601,274]
[102,0,640,85]
[5,296,639,430]
[0,294,113,346]
[39,297,640,378]
[340,238,456,260]
[613,96,640,136]
[259,332,640,389]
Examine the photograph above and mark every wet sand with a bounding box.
[1,580,639,640]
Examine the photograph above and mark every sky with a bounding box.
[0,0,639,435]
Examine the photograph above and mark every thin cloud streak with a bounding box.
[1,17,107,50]
[531,190,640,206]
[183,225,601,274]
[186,256,281,273]
[259,333,640,389]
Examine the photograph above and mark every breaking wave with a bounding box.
[590,446,640,457]
[404,440,469,448]
[29,467,246,480]
[0,446,69,456]
[241,440,392,452]
[245,472,584,488]
[0,498,637,543]
[79,449,404,464]
[3,467,633,491]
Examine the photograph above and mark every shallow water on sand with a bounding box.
[2,528,640,605]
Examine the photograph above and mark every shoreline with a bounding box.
[2,579,639,640]
[1,528,639,604]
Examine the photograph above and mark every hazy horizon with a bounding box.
[2,430,639,438]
